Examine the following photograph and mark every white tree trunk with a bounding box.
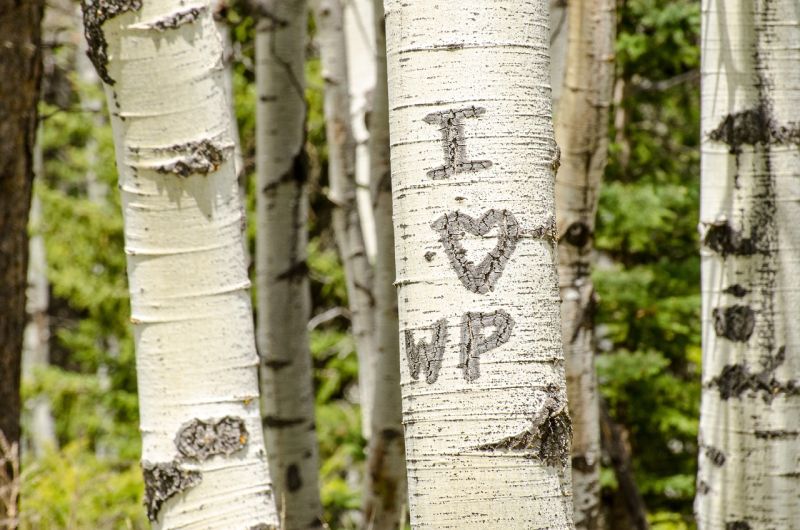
[82,2,278,528]
[696,1,800,529]
[362,0,406,527]
[22,142,56,457]
[313,0,377,440]
[549,0,569,114]
[345,0,378,262]
[253,3,324,528]
[384,1,573,527]
[553,0,615,528]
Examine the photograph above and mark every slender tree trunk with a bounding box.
[384,1,573,527]
[599,400,649,530]
[362,1,406,528]
[81,2,278,527]
[345,0,378,262]
[0,2,43,526]
[22,185,57,457]
[549,0,569,114]
[553,0,615,528]
[253,2,324,528]
[313,0,377,440]
[696,1,800,529]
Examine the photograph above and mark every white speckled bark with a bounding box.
[253,2,324,528]
[87,2,278,528]
[553,0,615,527]
[696,1,800,529]
[384,1,574,527]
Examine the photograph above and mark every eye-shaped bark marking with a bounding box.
[459,310,514,381]
[405,319,448,384]
[175,416,248,461]
[142,460,201,522]
[431,209,520,294]
[422,106,493,179]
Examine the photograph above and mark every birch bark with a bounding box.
[385,1,573,527]
[553,0,615,528]
[253,2,324,528]
[313,0,377,440]
[696,1,800,528]
[345,0,378,261]
[80,2,278,527]
[362,0,406,527]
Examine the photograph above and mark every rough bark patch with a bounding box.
[696,480,710,495]
[286,463,302,492]
[249,524,278,530]
[405,318,447,384]
[152,139,227,177]
[459,310,514,381]
[562,221,592,248]
[142,460,201,522]
[702,221,756,257]
[141,5,206,30]
[81,0,143,85]
[725,522,751,530]
[476,409,572,468]
[753,429,799,440]
[722,284,749,298]
[710,348,799,401]
[175,416,248,461]
[709,104,800,152]
[431,209,520,294]
[703,445,726,467]
[712,305,755,342]
[424,251,436,262]
[422,106,493,179]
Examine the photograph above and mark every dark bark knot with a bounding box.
[153,139,228,177]
[702,221,757,257]
[142,460,201,522]
[175,416,249,461]
[144,6,206,31]
[81,0,143,85]
[709,105,800,153]
[423,106,493,179]
[286,463,302,492]
[476,407,572,468]
[710,347,799,402]
[431,209,520,295]
[703,445,726,467]
[712,305,755,342]
[562,221,592,248]
[725,522,752,530]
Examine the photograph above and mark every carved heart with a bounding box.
[431,209,520,294]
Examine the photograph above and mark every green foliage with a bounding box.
[596,0,701,524]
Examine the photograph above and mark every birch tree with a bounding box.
[385,1,573,527]
[0,2,43,525]
[80,2,278,527]
[553,0,615,527]
[345,0,378,261]
[253,2,324,527]
[313,0,377,439]
[696,1,800,528]
[362,0,406,527]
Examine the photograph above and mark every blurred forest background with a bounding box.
[19,0,700,527]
